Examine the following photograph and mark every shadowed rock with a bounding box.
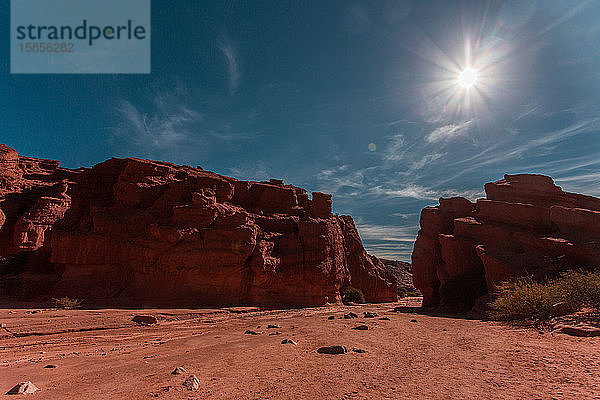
[182,375,199,390]
[171,366,186,375]
[132,315,157,325]
[352,324,369,330]
[317,345,348,354]
[411,174,600,309]
[0,144,397,307]
[6,382,39,395]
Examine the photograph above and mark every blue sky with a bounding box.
[1,1,600,261]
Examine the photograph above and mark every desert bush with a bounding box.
[399,288,422,298]
[341,286,365,304]
[405,289,422,297]
[490,271,600,321]
[52,297,83,310]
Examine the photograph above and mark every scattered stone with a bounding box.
[267,324,281,329]
[317,345,348,354]
[6,382,39,395]
[410,319,418,323]
[182,375,199,390]
[269,332,281,336]
[352,325,369,330]
[352,347,366,353]
[281,339,297,345]
[392,306,404,312]
[343,312,358,319]
[171,366,186,375]
[551,302,573,317]
[132,315,158,325]
[43,364,57,368]
[327,315,335,320]
[554,325,600,337]
[379,317,390,320]
[244,330,260,335]
[363,312,378,318]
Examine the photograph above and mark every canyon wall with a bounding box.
[0,145,396,307]
[412,174,600,308]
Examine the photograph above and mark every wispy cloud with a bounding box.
[218,35,241,94]
[425,120,473,143]
[112,90,201,156]
[357,223,419,261]
[111,85,258,162]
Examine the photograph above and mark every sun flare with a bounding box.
[457,67,478,89]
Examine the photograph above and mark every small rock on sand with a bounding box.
[352,347,366,353]
[327,315,335,320]
[410,319,418,323]
[267,324,281,329]
[171,366,186,375]
[363,312,378,318]
[343,312,358,319]
[317,345,348,354]
[244,330,260,335]
[352,325,369,330]
[43,364,57,368]
[6,381,39,395]
[379,317,390,320]
[132,315,158,325]
[182,375,199,390]
[281,339,297,345]
[554,325,600,337]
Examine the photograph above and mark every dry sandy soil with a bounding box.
[1,298,599,400]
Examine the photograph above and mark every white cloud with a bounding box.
[409,152,446,171]
[218,35,241,94]
[356,223,419,261]
[113,93,201,154]
[425,120,473,143]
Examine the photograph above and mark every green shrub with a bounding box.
[52,297,83,310]
[341,286,365,304]
[490,271,600,321]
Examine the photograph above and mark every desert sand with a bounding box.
[1,298,599,400]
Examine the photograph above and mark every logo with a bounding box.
[11,0,151,74]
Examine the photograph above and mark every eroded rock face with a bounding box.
[411,174,600,309]
[0,146,80,257]
[0,145,396,307]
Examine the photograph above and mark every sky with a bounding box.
[1,0,600,261]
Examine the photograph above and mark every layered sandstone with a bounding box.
[412,174,600,308]
[0,145,396,307]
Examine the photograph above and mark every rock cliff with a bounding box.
[412,174,600,309]
[0,145,396,307]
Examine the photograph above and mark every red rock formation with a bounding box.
[0,145,396,307]
[412,174,600,308]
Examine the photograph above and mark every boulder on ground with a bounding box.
[132,315,157,325]
[6,381,39,395]
[317,345,348,354]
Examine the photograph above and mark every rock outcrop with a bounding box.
[0,145,396,307]
[379,259,417,296]
[412,174,600,309]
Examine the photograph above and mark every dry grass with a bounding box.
[490,271,600,321]
[52,297,84,310]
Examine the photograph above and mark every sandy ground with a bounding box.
[1,298,599,400]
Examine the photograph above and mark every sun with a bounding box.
[457,67,478,89]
